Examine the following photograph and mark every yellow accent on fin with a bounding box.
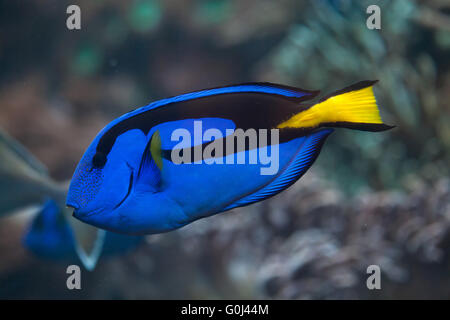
[150,130,163,170]
[277,84,384,129]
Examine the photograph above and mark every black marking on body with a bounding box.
[92,91,317,168]
[161,127,326,163]
[92,152,107,168]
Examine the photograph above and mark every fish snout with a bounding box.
[70,205,105,221]
[66,201,79,209]
[66,201,80,218]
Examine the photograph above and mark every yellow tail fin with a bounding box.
[277,80,393,132]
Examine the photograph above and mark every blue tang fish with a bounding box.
[24,198,144,264]
[67,81,393,235]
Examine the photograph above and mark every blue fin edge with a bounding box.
[107,83,319,129]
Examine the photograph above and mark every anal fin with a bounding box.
[223,129,334,211]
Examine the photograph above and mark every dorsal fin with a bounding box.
[222,129,334,211]
[119,83,320,121]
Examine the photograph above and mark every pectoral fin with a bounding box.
[136,130,162,191]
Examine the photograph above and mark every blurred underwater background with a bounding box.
[0,0,449,299]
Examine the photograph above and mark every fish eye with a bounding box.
[92,152,107,168]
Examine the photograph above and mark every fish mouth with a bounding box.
[66,201,79,210]
[71,206,105,220]
[66,203,79,218]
